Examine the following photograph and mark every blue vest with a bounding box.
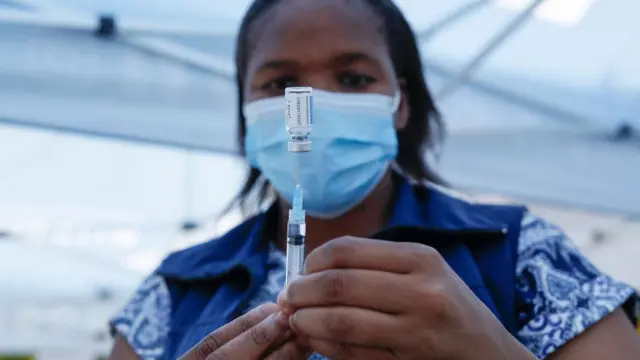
[156,178,527,359]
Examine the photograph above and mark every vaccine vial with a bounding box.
[284,87,313,152]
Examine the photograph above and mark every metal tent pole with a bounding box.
[0,8,237,79]
[124,35,235,80]
[0,8,231,37]
[8,0,70,12]
[418,0,489,42]
[435,0,548,100]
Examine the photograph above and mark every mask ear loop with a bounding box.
[389,91,405,181]
[391,92,402,113]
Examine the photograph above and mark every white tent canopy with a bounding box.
[1,0,639,216]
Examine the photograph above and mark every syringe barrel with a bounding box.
[286,214,306,285]
[287,221,306,239]
[285,87,313,152]
[285,241,305,285]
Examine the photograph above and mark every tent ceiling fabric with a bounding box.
[0,23,238,152]
[424,0,640,129]
[1,0,639,216]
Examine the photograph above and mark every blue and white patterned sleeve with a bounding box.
[110,274,172,360]
[515,212,638,359]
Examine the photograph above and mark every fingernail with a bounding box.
[277,292,295,315]
[289,312,298,331]
[277,290,287,304]
[274,311,289,327]
[281,306,294,315]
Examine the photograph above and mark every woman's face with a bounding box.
[243,0,409,130]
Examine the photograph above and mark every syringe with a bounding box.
[284,86,312,285]
[286,185,306,285]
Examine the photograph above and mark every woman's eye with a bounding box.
[262,76,297,91]
[338,72,376,88]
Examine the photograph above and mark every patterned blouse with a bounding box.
[111,212,638,360]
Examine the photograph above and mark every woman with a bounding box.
[109,0,640,359]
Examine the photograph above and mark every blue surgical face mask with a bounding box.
[243,89,400,219]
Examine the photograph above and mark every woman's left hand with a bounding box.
[278,236,536,360]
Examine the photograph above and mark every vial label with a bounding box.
[285,88,312,129]
[309,96,313,125]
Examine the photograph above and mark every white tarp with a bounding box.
[1,0,639,215]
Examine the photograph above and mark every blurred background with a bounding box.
[0,0,639,358]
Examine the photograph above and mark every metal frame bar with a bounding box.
[425,62,593,125]
[0,6,232,37]
[0,8,94,29]
[0,9,237,80]
[0,116,238,155]
[460,182,640,220]
[413,1,592,126]
[9,0,70,12]
[418,0,489,42]
[124,36,235,80]
[435,0,548,100]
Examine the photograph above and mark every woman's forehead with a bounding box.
[246,0,386,67]
[265,0,379,27]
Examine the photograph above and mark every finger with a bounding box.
[179,303,278,360]
[290,306,400,347]
[264,341,312,360]
[305,236,438,274]
[279,269,409,314]
[308,339,394,360]
[209,312,291,360]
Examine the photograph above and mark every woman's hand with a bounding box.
[278,237,537,360]
[179,303,310,360]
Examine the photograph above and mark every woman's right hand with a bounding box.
[178,303,310,360]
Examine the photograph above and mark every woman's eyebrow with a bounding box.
[332,52,374,64]
[254,59,297,75]
[330,51,383,70]
[252,51,382,76]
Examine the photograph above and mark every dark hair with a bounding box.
[230,0,445,216]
